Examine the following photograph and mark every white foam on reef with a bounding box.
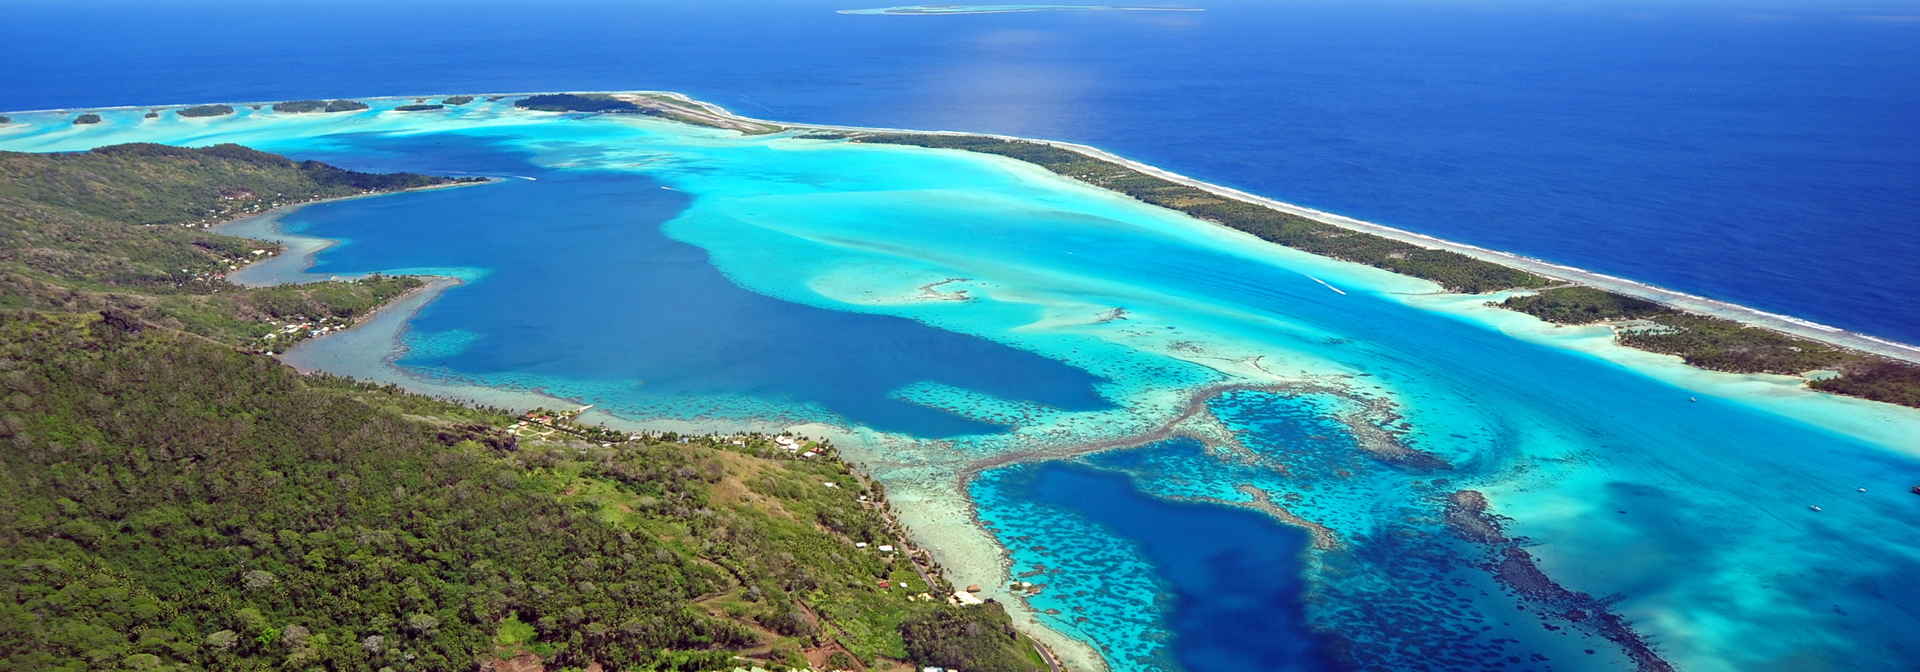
[8,95,1920,672]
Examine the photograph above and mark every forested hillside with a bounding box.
[0,144,1049,672]
[0,311,1046,672]
[0,143,483,350]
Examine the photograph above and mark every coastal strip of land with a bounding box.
[522,89,1920,396]
[851,133,1551,294]
[513,92,784,135]
[818,131,1920,408]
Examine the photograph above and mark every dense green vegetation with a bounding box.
[510,93,782,133]
[899,602,1045,672]
[0,116,12,125]
[1498,286,1666,323]
[392,104,444,112]
[271,100,369,114]
[73,114,102,125]
[514,94,642,114]
[442,96,475,106]
[0,270,422,353]
[1810,360,1920,408]
[0,143,481,349]
[849,134,1550,293]
[177,105,235,118]
[0,313,736,672]
[144,111,160,119]
[0,142,1050,671]
[1617,312,1853,374]
[4,142,478,225]
[0,310,1044,671]
[1501,287,1920,408]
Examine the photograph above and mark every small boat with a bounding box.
[1690,397,1697,402]
[1809,505,1822,512]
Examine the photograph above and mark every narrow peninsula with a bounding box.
[515,93,785,135]
[819,131,1920,410]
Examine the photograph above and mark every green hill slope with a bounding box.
[0,143,486,351]
[0,144,1049,672]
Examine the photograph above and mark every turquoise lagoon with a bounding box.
[4,99,1919,671]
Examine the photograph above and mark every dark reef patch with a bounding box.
[1443,489,1507,544]
[1446,490,1675,672]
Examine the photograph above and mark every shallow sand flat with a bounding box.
[8,96,1920,671]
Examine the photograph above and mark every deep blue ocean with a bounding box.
[5,0,1919,343]
[976,451,1335,672]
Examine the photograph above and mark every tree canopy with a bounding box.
[177,105,235,118]
[514,94,641,114]
[0,140,1052,671]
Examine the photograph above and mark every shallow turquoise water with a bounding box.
[5,100,1919,671]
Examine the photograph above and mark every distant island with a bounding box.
[72,113,101,125]
[177,104,235,118]
[271,99,371,114]
[515,93,639,113]
[441,95,475,106]
[840,4,1203,15]
[392,103,445,112]
[514,92,784,134]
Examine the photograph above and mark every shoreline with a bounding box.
[213,180,495,287]
[214,203,342,287]
[563,92,1920,366]
[1027,140,1920,364]
[800,126,1920,367]
[27,88,1917,370]
[273,272,583,414]
[93,92,1915,671]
